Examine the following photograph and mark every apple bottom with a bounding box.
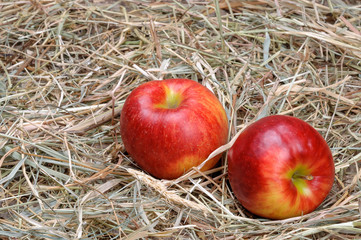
[134,152,222,180]
[229,159,334,220]
[237,176,333,219]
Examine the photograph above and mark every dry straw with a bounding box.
[0,0,360,239]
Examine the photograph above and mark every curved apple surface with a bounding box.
[227,115,334,219]
[120,79,229,179]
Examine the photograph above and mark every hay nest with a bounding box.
[0,0,360,239]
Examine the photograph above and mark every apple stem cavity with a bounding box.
[156,88,183,109]
[166,92,182,109]
[292,172,314,181]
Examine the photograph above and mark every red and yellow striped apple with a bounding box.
[120,79,228,179]
[227,115,334,219]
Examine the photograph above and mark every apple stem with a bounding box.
[292,173,314,181]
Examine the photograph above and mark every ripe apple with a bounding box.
[227,115,335,219]
[120,78,229,179]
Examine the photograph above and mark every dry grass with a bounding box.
[0,0,360,239]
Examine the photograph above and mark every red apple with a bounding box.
[227,115,334,219]
[120,79,229,179]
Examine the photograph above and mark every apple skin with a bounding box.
[120,79,228,179]
[227,115,335,219]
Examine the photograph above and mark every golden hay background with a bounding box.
[0,0,360,239]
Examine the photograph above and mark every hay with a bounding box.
[0,0,360,239]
